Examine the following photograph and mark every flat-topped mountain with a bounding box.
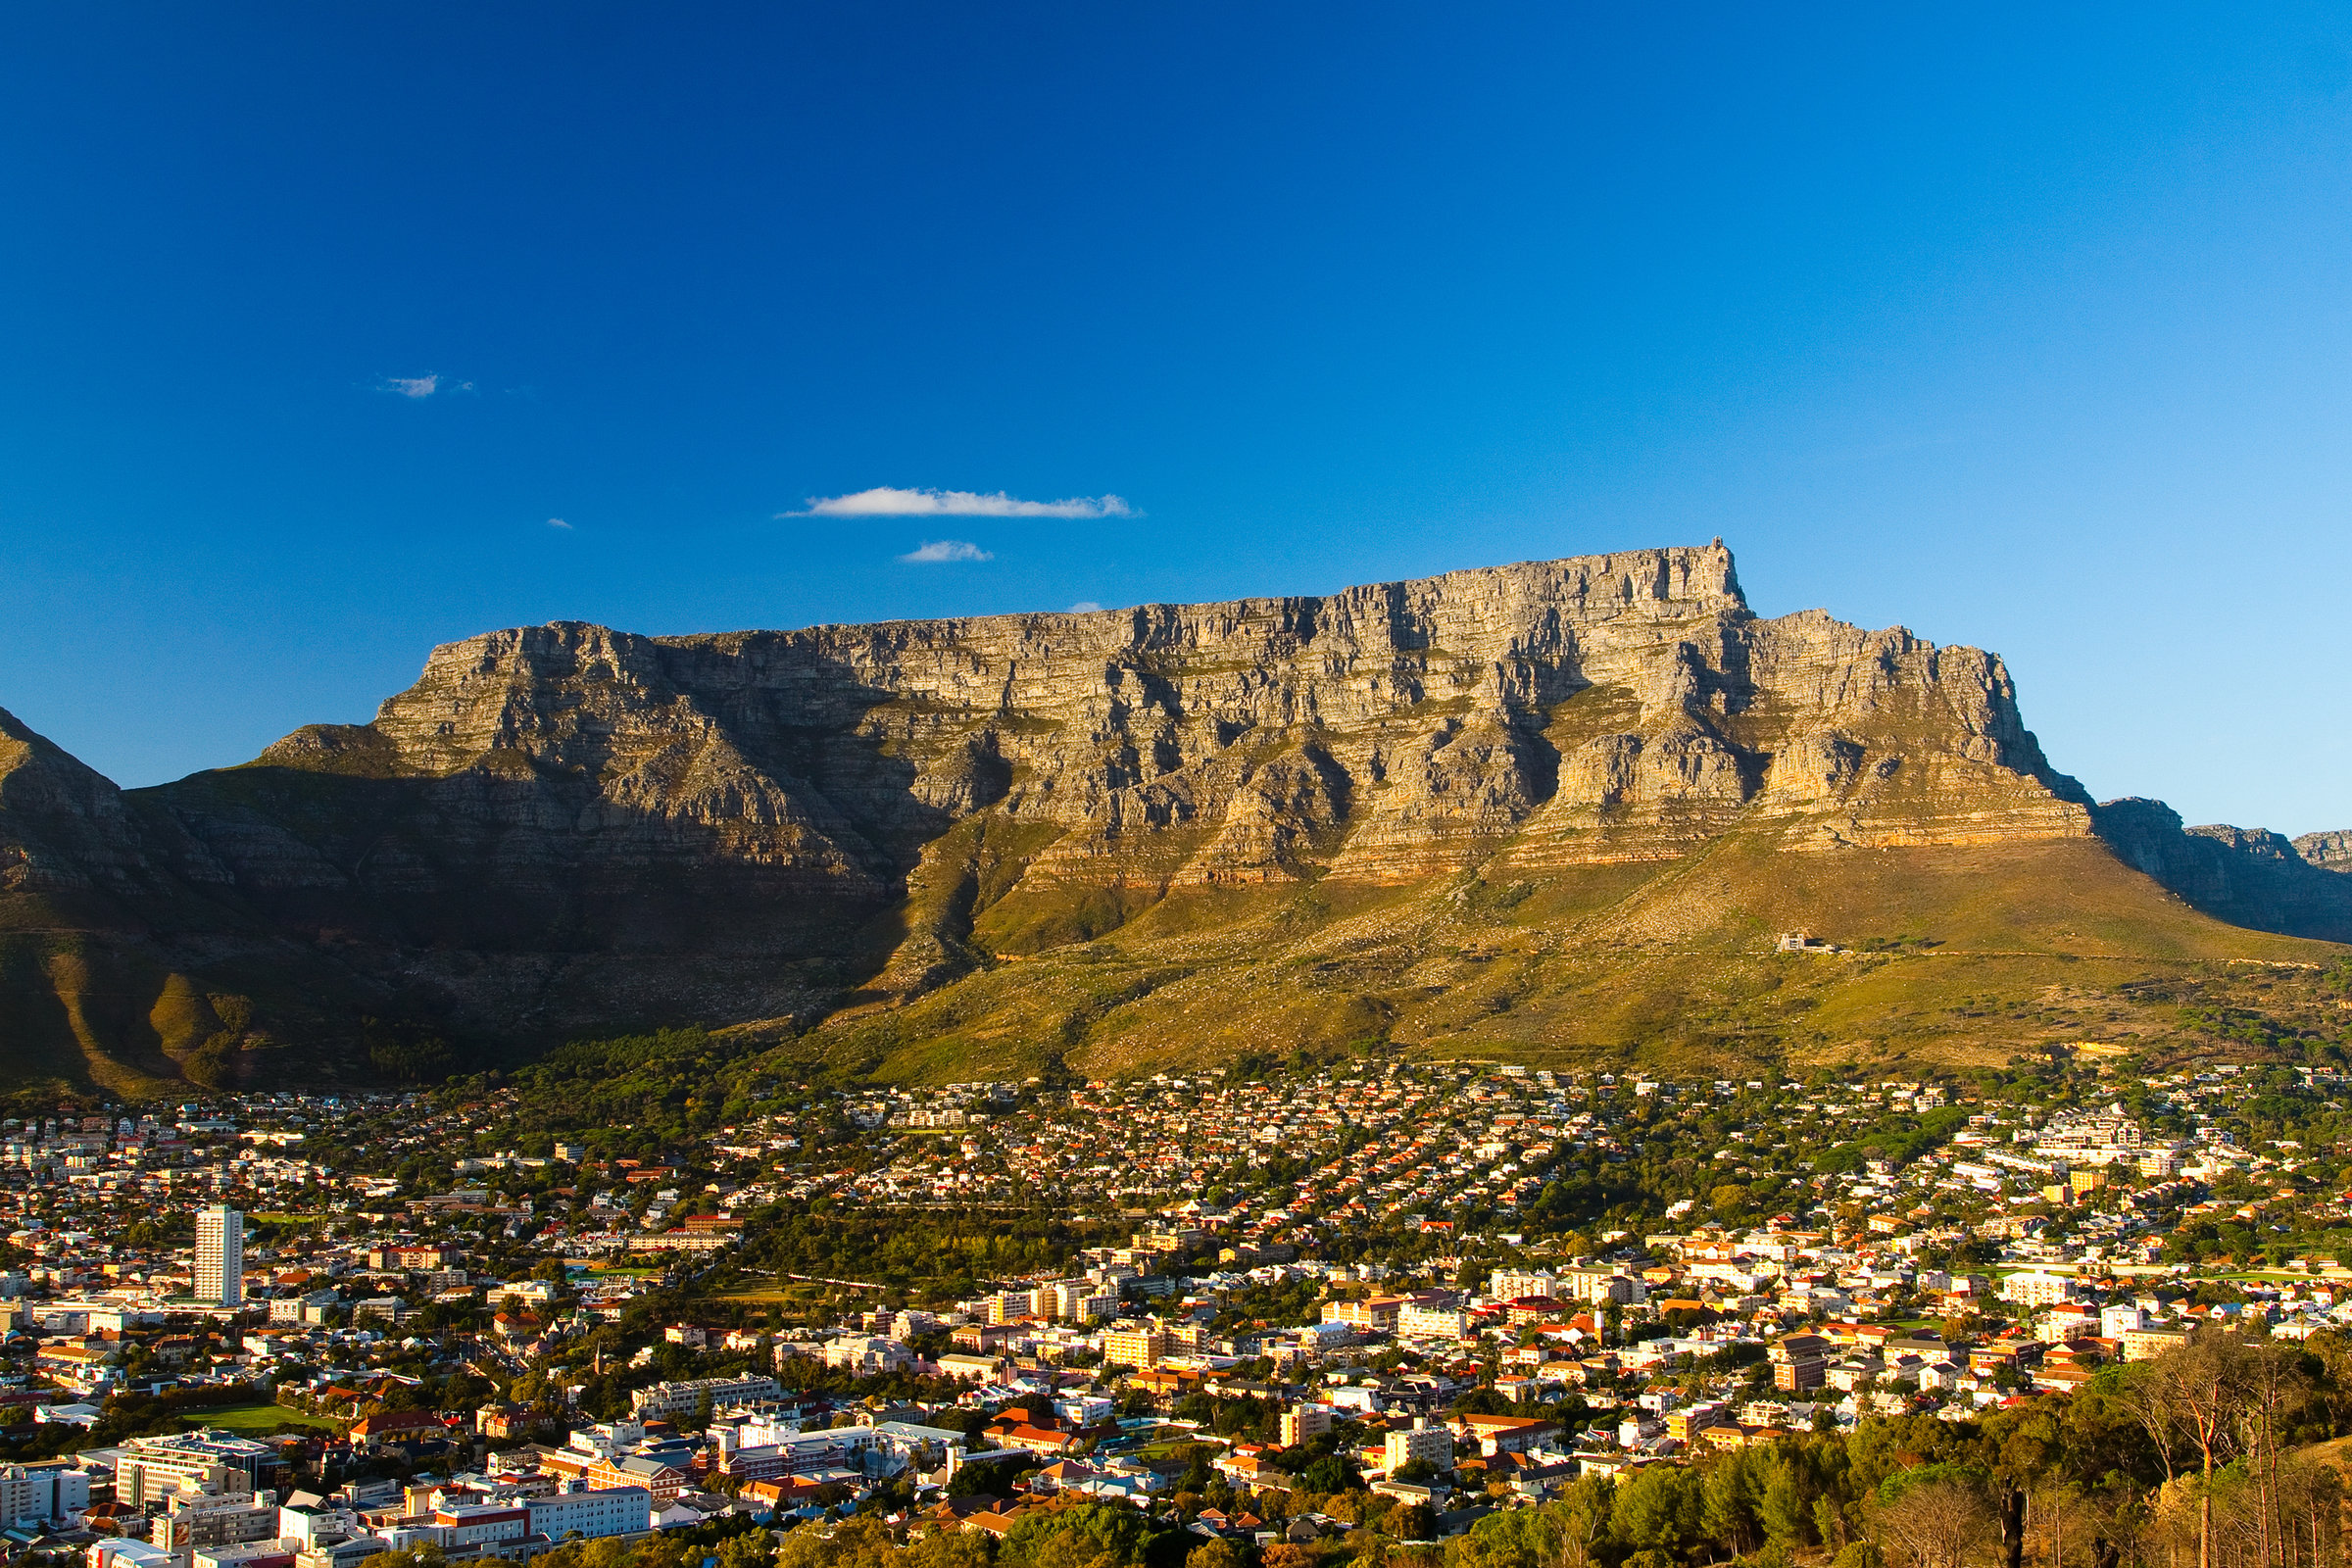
[4,543,2345,1095]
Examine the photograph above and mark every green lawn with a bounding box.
[184,1402,341,1436]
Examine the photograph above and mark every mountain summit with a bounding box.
[4,544,2345,1094]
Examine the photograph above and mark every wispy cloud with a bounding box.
[374,373,475,399]
[1067,601,1104,612]
[900,540,994,564]
[789,486,1137,519]
[547,517,572,530]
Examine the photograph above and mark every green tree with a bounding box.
[999,1502,1157,1568]
[1703,1448,1764,1556]
[1611,1464,1706,1559]
[1761,1449,1814,1551]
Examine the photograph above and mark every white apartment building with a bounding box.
[426,1504,529,1549]
[2001,1271,2076,1308]
[2101,1303,2149,1338]
[0,1463,86,1526]
[196,1205,243,1307]
[628,1375,783,1419]
[152,1493,280,1552]
[821,1337,911,1374]
[1279,1404,1332,1446]
[1397,1302,1471,1339]
[528,1484,652,1539]
[1488,1269,1557,1301]
[1558,1266,1642,1305]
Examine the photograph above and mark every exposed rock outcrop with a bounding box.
[127,544,2093,932]
[0,541,2330,1084]
[2295,830,2352,872]
[2091,800,2352,943]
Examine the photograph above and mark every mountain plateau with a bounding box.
[4,542,2345,1096]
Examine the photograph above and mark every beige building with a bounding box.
[1383,1420,1453,1473]
[2122,1325,2195,1362]
[1280,1404,1333,1446]
[1101,1321,1167,1370]
[1323,1296,1407,1332]
[2000,1271,2075,1308]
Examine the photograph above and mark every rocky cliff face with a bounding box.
[2090,801,2352,943]
[4,542,2328,1085]
[2295,830,2352,872]
[135,542,2093,938]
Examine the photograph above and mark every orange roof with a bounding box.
[351,1408,444,1436]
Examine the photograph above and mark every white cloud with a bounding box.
[374,373,475,398]
[547,517,572,530]
[900,540,994,564]
[1067,601,1104,612]
[789,486,1137,519]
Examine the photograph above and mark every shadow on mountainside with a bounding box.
[2092,799,2352,945]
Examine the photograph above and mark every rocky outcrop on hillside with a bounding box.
[122,544,2096,947]
[2295,830,2352,872]
[2090,800,2352,943]
[3,541,2335,1087]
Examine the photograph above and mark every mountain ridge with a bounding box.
[3,543,2346,1095]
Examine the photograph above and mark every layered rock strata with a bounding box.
[146,542,2092,904]
[0,543,2177,1053]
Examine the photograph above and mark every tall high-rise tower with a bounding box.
[195,1204,242,1307]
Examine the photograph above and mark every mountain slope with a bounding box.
[1,543,2343,1094]
[2091,800,2352,943]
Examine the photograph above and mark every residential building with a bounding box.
[1323,1297,1406,1333]
[1488,1269,1558,1301]
[628,1375,783,1421]
[2123,1326,2195,1362]
[1383,1420,1453,1473]
[293,1539,389,1568]
[196,1205,244,1307]
[428,1504,528,1548]
[2001,1271,2075,1308]
[585,1455,684,1504]
[935,1352,1001,1381]
[1453,1413,1560,1456]
[118,1432,284,1507]
[528,1484,652,1540]
[153,1494,283,1554]
[0,1462,87,1525]
[1101,1321,1166,1371]
[1397,1298,1471,1340]
[1558,1266,1640,1305]
[1279,1404,1332,1446]
[348,1410,445,1450]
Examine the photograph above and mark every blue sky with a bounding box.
[3,3,2348,835]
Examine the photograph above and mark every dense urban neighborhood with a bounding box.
[4,1037,2352,1568]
